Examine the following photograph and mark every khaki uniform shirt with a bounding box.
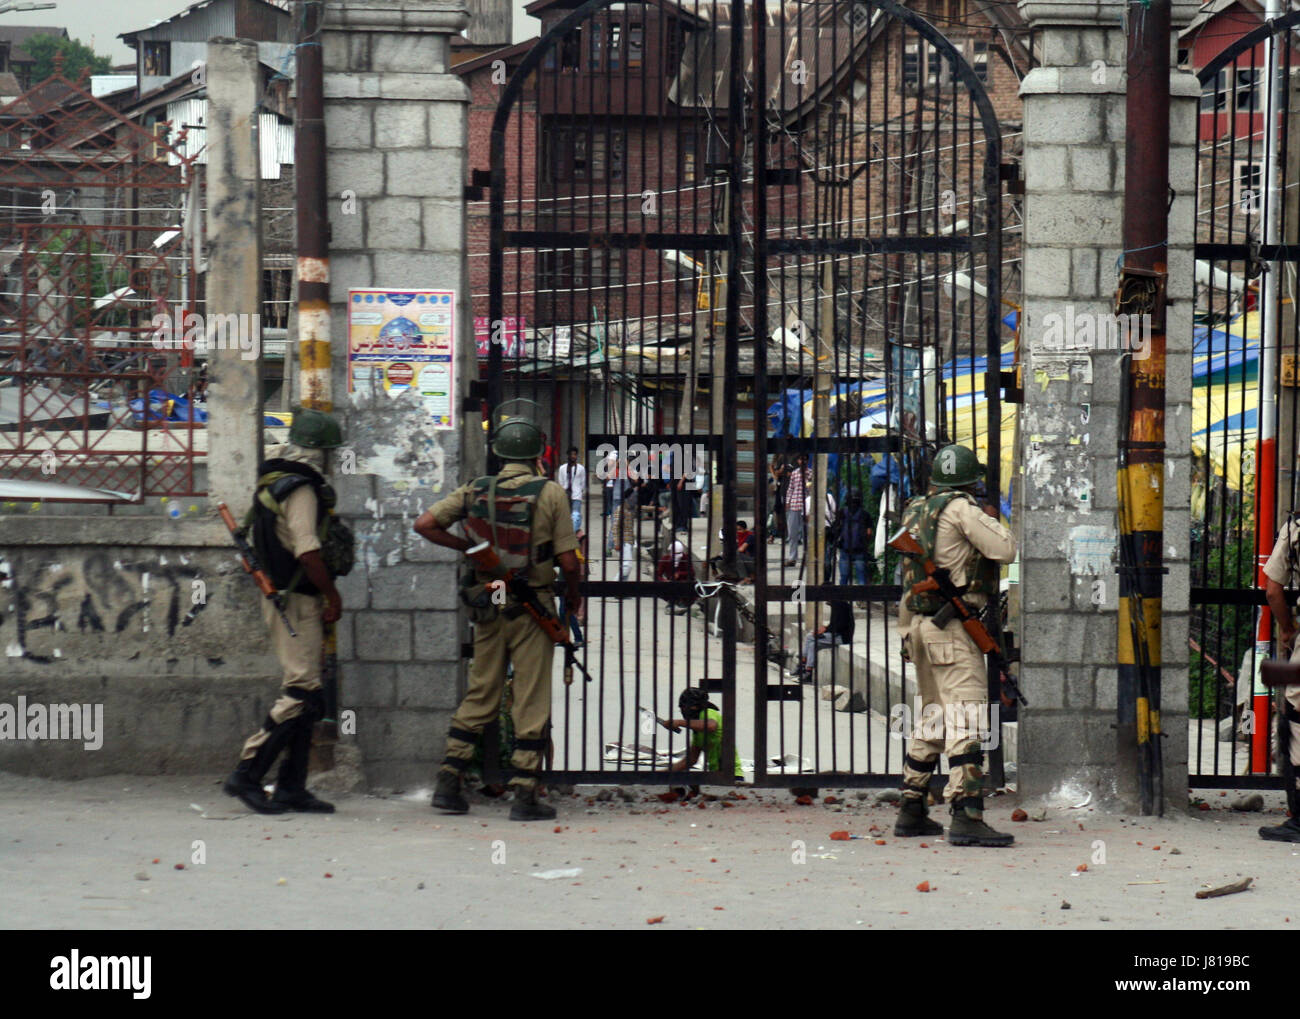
[427,462,578,588]
[278,485,322,559]
[1263,517,1300,588]
[898,495,1016,630]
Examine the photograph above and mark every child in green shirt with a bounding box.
[667,688,745,787]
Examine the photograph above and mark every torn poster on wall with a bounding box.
[1066,525,1113,575]
[347,289,456,430]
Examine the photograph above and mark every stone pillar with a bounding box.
[204,38,265,512]
[1016,0,1199,810]
[322,1,476,789]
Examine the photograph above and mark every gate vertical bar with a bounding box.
[983,37,1005,790]
[718,0,746,780]
[750,0,768,784]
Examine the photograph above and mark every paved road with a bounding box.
[0,772,1290,930]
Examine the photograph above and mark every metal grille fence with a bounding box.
[484,0,1011,786]
[1189,13,1300,788]
[0,69,203,501]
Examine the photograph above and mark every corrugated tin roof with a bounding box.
[119,0,291,42]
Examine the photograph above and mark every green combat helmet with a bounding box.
[289,408,344,449]
[930,443,984,488]
[491,398,544,461]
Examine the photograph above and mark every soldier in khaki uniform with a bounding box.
[894,445,1016,847]
[414,409,581,821]
[1260,518,1300,842]
[224,410,345,815]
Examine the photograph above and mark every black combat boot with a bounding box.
[947,797,1014,847]
[223,713,299,814]
[509,782,557,822]
[1259,816,1300,842]
[271,721,335,813]
[432,768,469,814]
[224,759,287,814]
[894,792,943,837]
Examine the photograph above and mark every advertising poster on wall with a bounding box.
[348,289,456,430]
[474,315,525,357]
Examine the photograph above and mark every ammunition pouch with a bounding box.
[459,572,500,624]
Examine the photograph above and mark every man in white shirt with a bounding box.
[557,446,587,534]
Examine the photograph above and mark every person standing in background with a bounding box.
[782,453,811,567]
[557,446,586,535]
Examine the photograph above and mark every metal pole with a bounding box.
[1116,0,1171,815]
[717,0,746,783]
[294,1,336,769]
[750,0,769,782]
[296,0,331,411]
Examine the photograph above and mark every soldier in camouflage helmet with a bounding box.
[414,406,581,821]
[894,444,1017,847]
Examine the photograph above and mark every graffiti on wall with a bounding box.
[0,552,210,663]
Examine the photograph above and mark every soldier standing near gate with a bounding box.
[894,444,1017,847]
[1259,516,1300,842]
[223,410,348,815]
[414,406,581,822]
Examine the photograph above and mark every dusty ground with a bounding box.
[0,772,1294,930]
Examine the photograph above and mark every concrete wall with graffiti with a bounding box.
[0,516,279,777]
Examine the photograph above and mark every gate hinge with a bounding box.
[464,168,491,201]
[462,379,489,414]
[999,370,1023,404]
[1000,161,1024,195]
[763,167,802,186]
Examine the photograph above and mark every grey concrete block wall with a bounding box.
[323,0,475,790]
[1016,0,1196,810]
[0,517,279,776]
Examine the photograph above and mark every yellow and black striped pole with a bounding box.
[296,0,335,771]
[1116,0,1170,815]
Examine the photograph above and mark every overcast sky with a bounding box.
[11,0,181,64]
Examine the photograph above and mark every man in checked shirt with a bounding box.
[781,453,812,567]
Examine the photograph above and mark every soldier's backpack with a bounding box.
[458,473,551,621]
[247,459,355,595]
[898,489,986,615]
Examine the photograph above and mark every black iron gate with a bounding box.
[1190,12,1300,789]
[485,0,1007,786]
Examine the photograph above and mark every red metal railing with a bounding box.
[0,66,203,500]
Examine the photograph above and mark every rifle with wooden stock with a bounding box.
[217,501,296,637]
[465,540,592,684]
[888,525,1027,706]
